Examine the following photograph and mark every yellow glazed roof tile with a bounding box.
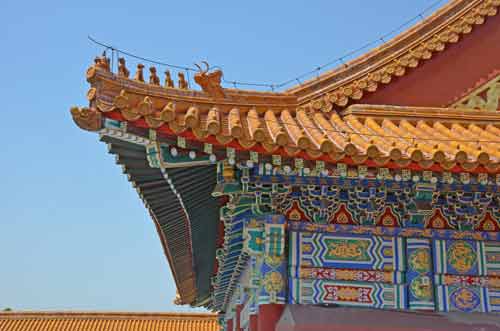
[0,312,219,331]
[72,88,500,171]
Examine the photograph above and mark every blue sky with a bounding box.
[1,0,439,311]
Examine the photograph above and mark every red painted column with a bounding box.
[249,314,259,331]
[258,304,285,331]
[227,318,234,331]
[235,304,242,331]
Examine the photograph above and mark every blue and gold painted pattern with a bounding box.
[290,278,406,310]
[288,221,500,241]
[406,238,435,310]
[249,168,500,233]
[216,165,500,317]
[289,226,500,312]
[437,285,489,312]
[289,231,405,271]
[259,257,287,304]
[240,215,288,307]
[433,240,486,276]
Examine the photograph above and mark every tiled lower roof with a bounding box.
[0,311,219,331]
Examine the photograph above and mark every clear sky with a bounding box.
[1,0,440,312]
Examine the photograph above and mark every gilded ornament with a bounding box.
[263,271,284,294]
[264,255,282,268]
[327,93,338,104]
[322,97,333,112]
[343,86,353,97]
[144,114,163,128]
[94,53,110,71]
[86,87,97,101]
[178,72,188,89]
[325,239,370,261]
[410,276,432,300]
[86,66,97,81]
[113,90,129,109]
[380,73,391,84]
[311,99,323,110]
[134,64,145,82]
[159,102,176,122]
[138,96,154,116]
[335,287,360,301]
[450,287,480,312]
[121,107,141,121]
[149,67,160,85]
[118,57,130,78]
[336,95,348,106]
[351,88,363,100]
[366,81,378,92]
[447,241,477,274]
[164,70,175,88]
[409,249,431,273]
[356,79,368,89]
[70,107,102,132]
[194,62,224,98]
[185,106,200,128]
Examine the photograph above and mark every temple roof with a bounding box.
[70,0,500,308]
[0,311,219,331]
[73,0,500,173]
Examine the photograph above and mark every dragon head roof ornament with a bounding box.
[194,61,225,99]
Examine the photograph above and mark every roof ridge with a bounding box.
[286,0,500,106]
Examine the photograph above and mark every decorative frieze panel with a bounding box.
[289,226,500,313]
[434,274,500,288]
[292,267,403,284]
[288,221,500,241]
[216,164,500,319]
[258,171,500,233]
[289,230,407,309]
[290,278,407,310]
[289,231,405,271]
